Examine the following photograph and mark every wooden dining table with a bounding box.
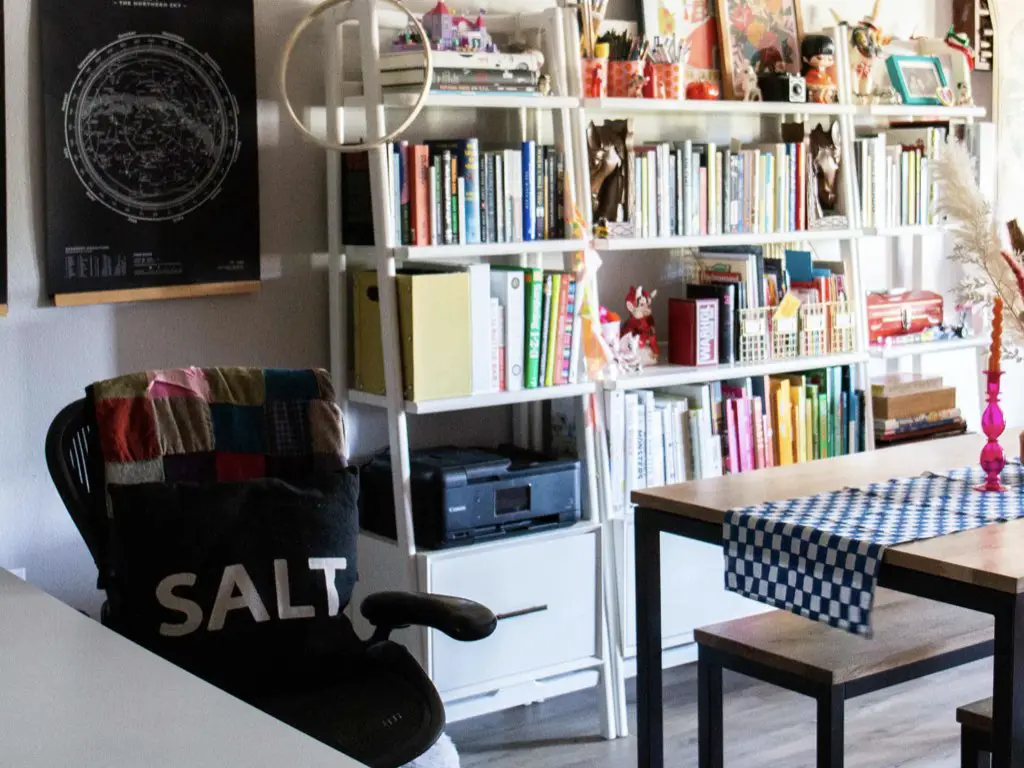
[631,432,1024,768]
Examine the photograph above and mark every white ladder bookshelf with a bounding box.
[322,1,988,739]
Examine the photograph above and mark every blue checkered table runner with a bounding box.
[724,461,1024,636]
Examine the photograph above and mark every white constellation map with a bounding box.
[63,31,241,222]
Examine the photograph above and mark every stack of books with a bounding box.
[854,128,944,229]
[341,139,565,247]
[604,365,864,508]
[378,50,544,96]
[872,373,967,445]
[623,140,809,239]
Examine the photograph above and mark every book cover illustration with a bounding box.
[41,0,260,298]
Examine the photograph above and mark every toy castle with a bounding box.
[393,2,498,53]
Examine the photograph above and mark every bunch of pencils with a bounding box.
[648,35,684,64]
[579,0,609,59]
[597,30,647,61]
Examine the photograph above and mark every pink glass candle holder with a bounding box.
[977,369,1007,492]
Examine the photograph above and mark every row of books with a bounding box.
[605,365,864,509]
[854,128,943,229]
[624,140,809,239]
[681,247,849,364]
[340,139,566,247]
[872,373,967,446]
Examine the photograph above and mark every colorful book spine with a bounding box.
[522,141,536,241]
[538,273,553,388]
[545,274,567,387]
[523,268,544,389]
[460,139,480,244]
[752,396,766,470]
[557,277,577,385]
[736,397,754,472]
[440,150,453,245]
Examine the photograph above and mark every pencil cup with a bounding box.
[647,62,685,100]
[581,58,608,98]
[608,60,646,98]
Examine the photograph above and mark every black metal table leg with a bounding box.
[636,508,664,768]
[816,685,844,768]
[991,593,1024,768]
[961,724,990,768]
[698,647,724,768]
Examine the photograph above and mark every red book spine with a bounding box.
[752,395,766,470]
[552,274,570,385]
[557,277,576,384]
[668,299,697,365]
[410,145,430,246]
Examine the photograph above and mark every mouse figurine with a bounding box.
[622,285,659,366]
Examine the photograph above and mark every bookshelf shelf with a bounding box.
[865,225,944,237]
[581,97,854,117]
[601,352,870,391]
[868,337,988,359]
[855,104,986,121]
[343,93,580,110]
[593,229,862,252]
[349,382,597,414]
[345,239,589,261]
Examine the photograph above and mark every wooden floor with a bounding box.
[448,658,993,767]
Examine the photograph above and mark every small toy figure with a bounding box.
[588,68,603,98]
[627,70,647,98]
[587,119,634,227]
[833,3,891,103]
[539,74,552,96]
[739,64,762,101]
[801,34,838,104]
[957,82,973,106]
[622,286,659,366]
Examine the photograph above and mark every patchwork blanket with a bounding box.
[89,367,347,488]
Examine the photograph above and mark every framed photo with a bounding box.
[715,0,804,99]
[640,0,722,86]
[886,55,949,105]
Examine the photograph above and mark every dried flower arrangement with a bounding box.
[933,139,1024,360]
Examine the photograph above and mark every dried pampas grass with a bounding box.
[934,138,1024,358]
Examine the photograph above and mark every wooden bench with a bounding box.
[694,588,994,768]
[957,698,991,768]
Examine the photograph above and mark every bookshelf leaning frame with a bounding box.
[325,0,619,736]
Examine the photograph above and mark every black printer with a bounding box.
[360,446,581,549]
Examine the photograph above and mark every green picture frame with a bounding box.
[886,54,949,106]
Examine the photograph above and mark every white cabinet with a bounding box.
[429,530,599,694]
[616,519,772,657]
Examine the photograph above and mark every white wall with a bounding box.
[0,0,997,612]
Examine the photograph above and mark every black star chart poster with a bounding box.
[41,0,260,304]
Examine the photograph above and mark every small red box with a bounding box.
[669,298,719,366]
[866,290,943,344]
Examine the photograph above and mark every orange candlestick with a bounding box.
[990,296,1003,373]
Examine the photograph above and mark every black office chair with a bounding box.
[46,398,496,768]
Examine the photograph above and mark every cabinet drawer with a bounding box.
[429,532,598,693]
[622,522,771,651]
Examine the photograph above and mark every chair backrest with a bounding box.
[45,399,108,582]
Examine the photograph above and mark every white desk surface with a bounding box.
[0,570,366,767]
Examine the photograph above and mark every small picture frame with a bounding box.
[886,54,949,106]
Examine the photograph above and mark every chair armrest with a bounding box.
[361,591,497,642]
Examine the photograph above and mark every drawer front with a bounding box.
[622,522,771,651]
[430,532,598,693]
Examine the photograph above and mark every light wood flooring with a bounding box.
[448,658,993,767]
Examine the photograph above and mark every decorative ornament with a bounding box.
[978,297,1007,492]
[622,285,659,366]
[832,2,891,103]
[738,64,762,102]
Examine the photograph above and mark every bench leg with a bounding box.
[816,686,844,768]
[961,725,992,768]
[697,648,723,768]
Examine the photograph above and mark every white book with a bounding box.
[677,402,692,481]
[706,434,724,478]
[775,143,786,232]
[687,410,704,479]
[514,150,524,241]
[467,263,494,394]
[624,393,642,500]
[648,406,665,489]
[690,151,700,235]
[660,144,670,238]
[660,405,677,486]
[429,164,439,246]
[567,313,582,385]
[490,268,525,392]
[457,176,467,245]
[605,390,627,513]
[503,149,517,242]
[490,297,504,391]
[639,391,656,490]
[707,143,717,235]
[494,154,505,244]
